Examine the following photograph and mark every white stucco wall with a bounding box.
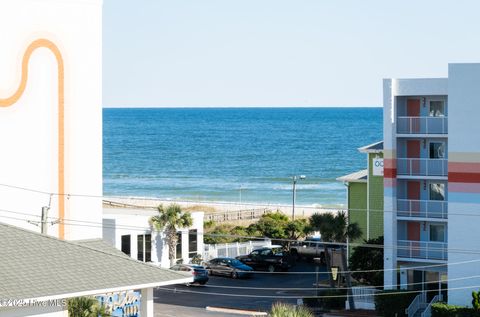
[103,207,204,268]
[447,63,480,307]
[383,78,397,288]
[0,0,103,240]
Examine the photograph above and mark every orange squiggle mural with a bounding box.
[0,39,66,239]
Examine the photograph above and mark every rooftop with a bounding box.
[358,141,383,153]
[336,169,368,183]
[0,222,191,301]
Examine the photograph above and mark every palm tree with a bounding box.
[150,204,193,266]
[67,296,110,317]
[270,302,313,317]
[309,211,362,310]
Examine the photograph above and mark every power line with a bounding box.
[1,182,479,218]
[0,208,479,259]
[156,283,480,299]
[204,272,480,291]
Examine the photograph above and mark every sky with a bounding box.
[103,0,480,107]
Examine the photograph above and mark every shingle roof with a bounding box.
[358,141,383,153]
[0,222,192,301]
[74,239,131,258]
[336,169,368,183]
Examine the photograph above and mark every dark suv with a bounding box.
[236,246,292,272]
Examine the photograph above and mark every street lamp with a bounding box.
[292,175,306,220]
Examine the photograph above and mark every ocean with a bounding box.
[103,107,382,207]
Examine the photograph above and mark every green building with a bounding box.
[337,141,384,244]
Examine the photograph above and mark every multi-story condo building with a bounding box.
[383,63,480,311]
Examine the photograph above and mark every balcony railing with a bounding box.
[397,240,447,261]
[397,116,448,134]
[397,158,448,177]
[397,199,448,219]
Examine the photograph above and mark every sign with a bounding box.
[373,158,384,176]
[97,291,140,317]
[331,267,339,281]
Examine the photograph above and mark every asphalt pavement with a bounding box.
[154,261,329,316]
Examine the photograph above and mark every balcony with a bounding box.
[397,158,447,177]
[397,199,447,219]
[397,116,448,135]
[397,240,447,261]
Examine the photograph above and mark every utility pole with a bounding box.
[292,175,306,220]
[292,177,297,220]
[41,206,49,235]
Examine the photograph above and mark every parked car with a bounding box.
[290,237,326,263]
[236,246,293,272]
[205,257,253,279]
[170,264,209,285]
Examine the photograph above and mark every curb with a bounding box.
[206,306,268,316]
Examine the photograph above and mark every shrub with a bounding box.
[349,236,384,287]
[67,297,110,317]
[303,289,347,310]
[432,303,480,317]
[190,253,203,264]
[374,290,417,317]
[270,303,313,317]
[473,290,480,310]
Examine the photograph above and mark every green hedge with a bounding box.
[432,303,480,317]
[303,289,347,310]
[374,290,417,317]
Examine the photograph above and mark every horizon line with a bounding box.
[102,105,383,109]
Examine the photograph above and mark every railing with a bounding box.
[203,240,271,261]
[406,292,426,317]
[398,240,447,261]
[397,158,448,177]
[397,199,448,219]
[346,287,379,310]
[205,208,271,223]
[397,116,448,134]
[421,294,443,317]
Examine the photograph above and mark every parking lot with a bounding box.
[154,261,329,316]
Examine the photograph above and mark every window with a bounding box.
[189,229,198,257]
[145,234,152,262]
[260,249,273,256]
[121,235,131,256]
[176,232,182,259]
[430,225,445,242]
[429,183,445,201]
[137,235,144,261]
[429,101,445,117]
[137,234,152,262]
[429,142,445,159]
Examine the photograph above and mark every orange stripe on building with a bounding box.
[0,39,66,240]
[384,158,396,169]
[449,162,480,174]
[449,172,480,184]
[384,168,397,178]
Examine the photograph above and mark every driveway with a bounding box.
[154,261,329,316]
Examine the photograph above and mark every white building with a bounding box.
[383,63,480,311]
[0,0,102,241]
[0,1,196,316]
[103,205,205,268]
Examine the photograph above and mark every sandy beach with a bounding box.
[103,196,345,218]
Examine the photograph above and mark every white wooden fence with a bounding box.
[205,209,271,223]
[345,286,379,310]
[203,239,272,261]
